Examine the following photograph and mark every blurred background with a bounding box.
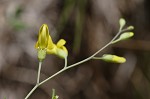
[0,0,150,99]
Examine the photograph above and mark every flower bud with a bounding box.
[101,54,126,63]
[35,24,50,49]
[119,32,134,40]
[127,26,134,30]
[112,32,134,44]
[119,18,126,29]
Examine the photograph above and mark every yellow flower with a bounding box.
[56,39,68,58]
[47,39,68,58]
[35,24,50,61]
[35,24,50,49]
[101,54,126,63]
[35,24,68,60]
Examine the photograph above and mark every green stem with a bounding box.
[24,62,42,99]
[37,62,42,84]
[111,28,130,44]
[92,57,102,60]
[52,89,55,99]
[111,28,130,43]
[25,28,123,99]
[38,28,123,86]
[64,57,67,68]
[39,41,112,86]
[24,85,38,99]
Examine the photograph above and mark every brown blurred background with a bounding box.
[0,0,150,99]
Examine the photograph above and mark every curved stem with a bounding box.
[39,42,111,86]
[38,29,123,86]
[25,28,123,99]
[111,28,130,43]
[64,57,67,68]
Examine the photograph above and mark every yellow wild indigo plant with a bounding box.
[25,24,68,99]
[35,24,68,61]
[25,18,134,99]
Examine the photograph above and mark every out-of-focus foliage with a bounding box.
[57,0,87,54]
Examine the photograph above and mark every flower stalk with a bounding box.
[25,18,134,99]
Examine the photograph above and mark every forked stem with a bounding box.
[38,28,123,86]
[24,28,123,99]
[25,62,42,99]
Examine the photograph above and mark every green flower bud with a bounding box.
[119,18,126,29]
[119,32,134,40]
[101,54,126,63]
[112,32,134,44]
[127,26,134,30]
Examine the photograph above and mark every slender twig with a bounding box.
[38,28,123,86]
[111,27,130,43]
[38,42,111,86]
[24,28,123,99]
[64,57,67,68]
[37,62,42,84]
[24,85,38,99]
[25,62,42,99]
[92,57,102,60]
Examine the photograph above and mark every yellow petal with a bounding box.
[61,46,68,56]
[36,24,49,49]
[112,55,126,63]
[56,47,68,59]
[56,39,66,48]
[35,41,39,49]
[47,35,55,49]
[47,44,57,54]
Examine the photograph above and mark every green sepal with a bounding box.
[38,49,47,62]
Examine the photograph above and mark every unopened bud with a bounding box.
[112,32,134,44]
[127,26,134,30]
[119,32,134,40]
[101,54,126,63]
[119,18,126,29]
